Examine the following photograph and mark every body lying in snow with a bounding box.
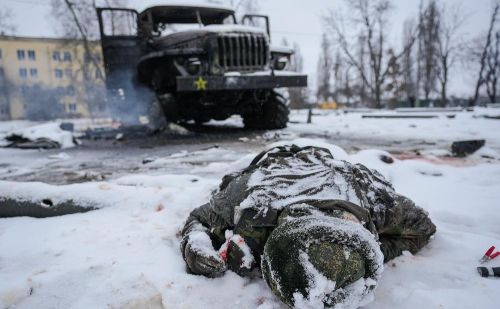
[181,145,436,308]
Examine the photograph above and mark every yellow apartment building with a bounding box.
[0,35,105,120]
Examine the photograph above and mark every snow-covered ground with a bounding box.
[1,110,500,308]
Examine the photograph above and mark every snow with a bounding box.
[270,45,294,54]
[98,0,234,13]
[240,149,363,210]
[1,110,500,308]
[203,24,267,34]
[294,251,337,309]
[285,109,500,150]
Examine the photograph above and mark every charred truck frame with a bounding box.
[96,4,307,129]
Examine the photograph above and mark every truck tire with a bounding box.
[148,95,168,129]
[157,93,180,123]
[243,91,289,130]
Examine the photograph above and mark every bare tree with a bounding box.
[416,0,424,106]
[231,0,260,19]
[435,3,466,106]
[288,42,308,109]
[0,8,16,35]
[402,18,417,106]
[356,34,369,106]
[485,31,500,102]
[419,0,440,101]
[474,2,500,104]
[50,0,129,118]
[332,51,346,102]
[316,33,333,102]
[324,0,416,108]
[385,49,405,108]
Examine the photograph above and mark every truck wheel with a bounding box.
[157,93,180,123]
[243,91,289,130]
[148,95,168,129]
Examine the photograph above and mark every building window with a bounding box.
[66,85,75,95]
[68,103,77,113]
[63,52,72,62]
[0,67,4,77]
[0,49,2,59]
[54,69,63,79]
[65,68,73,79]
[20,85,29,94]
[0,105,8,115]
[52,51,61,61]
[30,68,38,78]
[17,50,26,60]
[19,68,28,79]
[84,52,102,64]
[28,50,36,61]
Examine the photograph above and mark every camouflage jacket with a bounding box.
[181,145,436,274]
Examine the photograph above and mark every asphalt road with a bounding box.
[0,122,474,185]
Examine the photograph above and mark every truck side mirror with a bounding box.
[241,14,271,39]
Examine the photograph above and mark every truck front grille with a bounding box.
[217,33,269,72]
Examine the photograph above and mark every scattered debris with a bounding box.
[362,114,456,119]
[451,140,486,157]
[199,145,220,151]
[395,107,463,113]
[85,125,157,140]
[8,138,61,150]
[84,123,192,141]
[379,154,394,164]
[168,123,191,136]
[142,157,158,165]
[63,171,108,183]
[60,123,75,132]
[419,171,444,177]
[3,123,76,149]
[48,153,71,160]
[472,146,500,160]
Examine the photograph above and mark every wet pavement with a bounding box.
[0,121,489,185]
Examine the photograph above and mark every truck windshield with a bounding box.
[157,14,235,36]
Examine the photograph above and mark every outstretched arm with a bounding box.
[180,203,229,277]
[378,195,437,262]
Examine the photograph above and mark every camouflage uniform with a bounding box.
[180,145,436,307]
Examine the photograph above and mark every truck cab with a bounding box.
[96,3,307,129]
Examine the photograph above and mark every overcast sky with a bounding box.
[3,0,495,97]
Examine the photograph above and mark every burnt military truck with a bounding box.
[96,4,308,129]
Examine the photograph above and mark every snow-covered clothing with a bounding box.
[181,145,436,308]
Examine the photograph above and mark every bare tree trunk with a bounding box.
[63,0,105,83]
[474,4,499,105]
[420,0,440,102]
[485,32,500,103]
[324,0,416,109]
[440,58,448,106]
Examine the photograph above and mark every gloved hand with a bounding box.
[182,232,226,277]
[225,235,256,276]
